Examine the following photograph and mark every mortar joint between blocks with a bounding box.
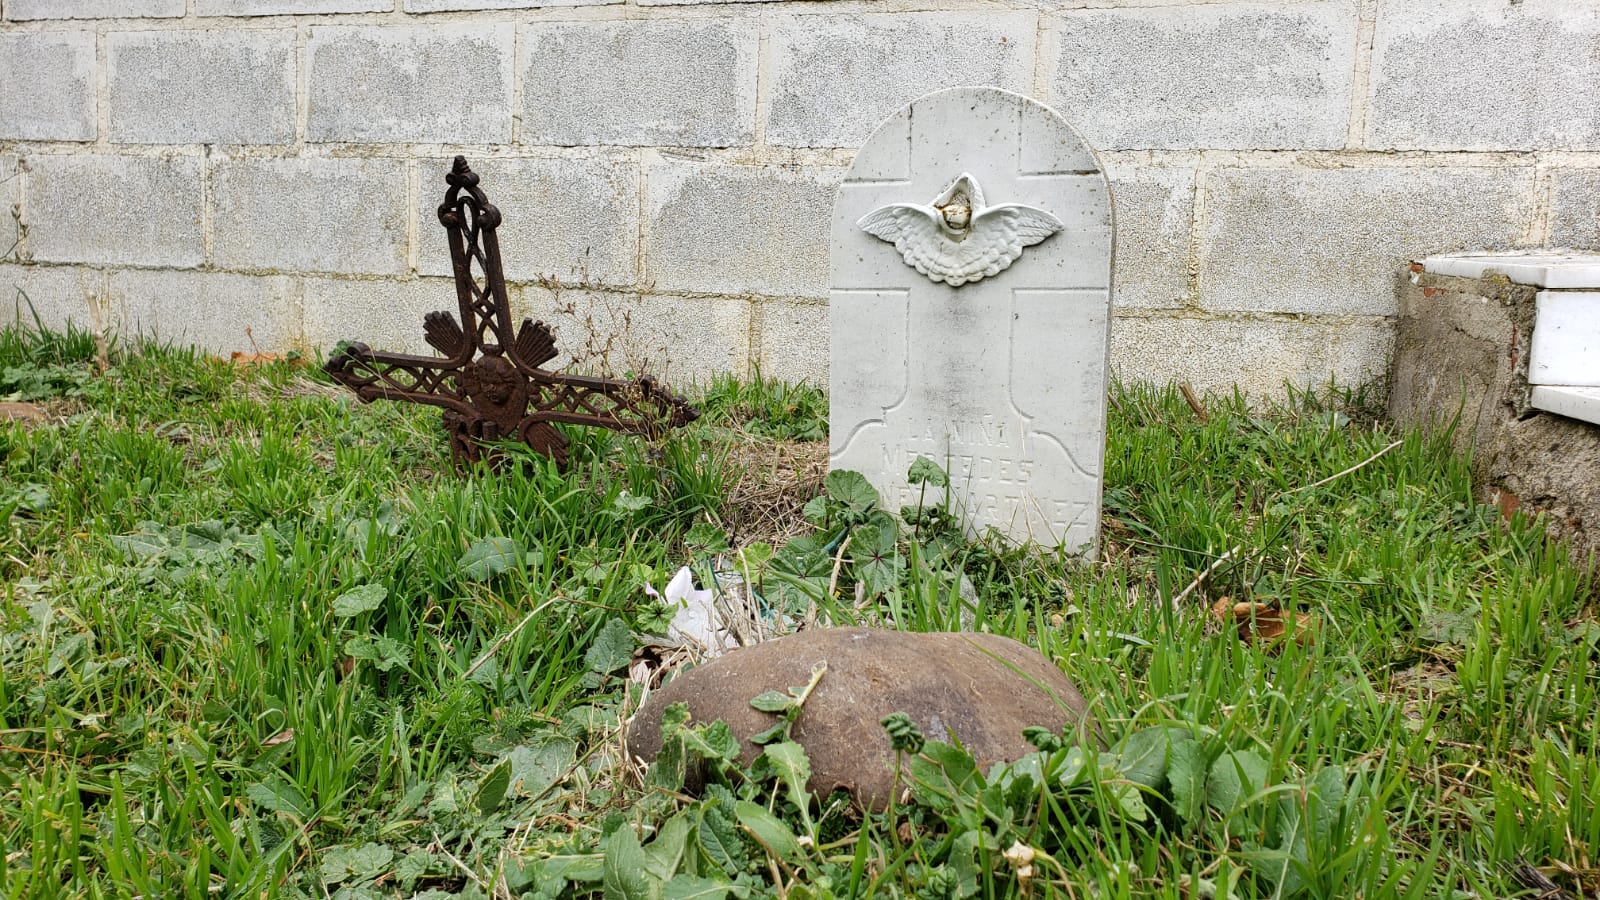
[9,160,26,262]
[634,148,650,295]
[1184,153,1218,312]
[510,24,524,146]
[1529,157,1554,248]
[752,25,771,151]
[1343,0,1378,151]
[405,158,419,277]
[294,23,308,148]
[201,143,214,269]
[93,28,109,148]
[288,273,307,352]
[744,294,761,381]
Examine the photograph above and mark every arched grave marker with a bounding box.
[830,87,1114,551]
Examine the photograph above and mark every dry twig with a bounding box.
[464,596,562,679]
[1170,438,1405,605]
[1178,382,1209,422]
[1283,439,1404,494]
[1512,860,1572,900]
[722,432,827,549]
[826,533,854,603]
[1171,544,1242,606]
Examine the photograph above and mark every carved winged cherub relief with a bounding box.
[857,172,1064,286]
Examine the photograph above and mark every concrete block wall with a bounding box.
[2,0,1597,394]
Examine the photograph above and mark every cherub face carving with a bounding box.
[477,357,516,405]
[459,356,524,412]
[857,173,1063,287]
[938,191,973,234]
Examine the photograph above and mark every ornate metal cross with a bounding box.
[325,156,698,468]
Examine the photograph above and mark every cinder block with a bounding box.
[637,0,773,6]
[521,22,754,147]
[1046,2,1356,151]
[1199,167,1533,317]
[197,0,391,16]
[1,155,18,262]
[645,161,840,299]
[521,286,749,385]
[1549,170,1600,250]
[0,264,103,332]
[302,276,454,357]
[109,30,295,145]
[754,298,827,387]
[415,156,638,285]
[505,285,621,369]
[214,157,407,276]
[308,25,514,144]
[1110,316,1394,398]
[5,0,182,18]
[1368,0,1600,150]
[407,0,613,11]
[0,33,96,141]
[1105,163,1194,309]
[767,13,1035,149]
[24,155,204,268]
[108,270,295,353]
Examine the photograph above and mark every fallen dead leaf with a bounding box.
[1210,596,1314,647]
[0,401,48,425]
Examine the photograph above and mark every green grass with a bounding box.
[0,318,1594,899]
[697,368,828,443]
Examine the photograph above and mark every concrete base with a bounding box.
[1390,268,1600,569]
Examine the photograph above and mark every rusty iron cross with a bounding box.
[325,156,698,468]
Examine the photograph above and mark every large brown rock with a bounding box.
[626,627,1096,810]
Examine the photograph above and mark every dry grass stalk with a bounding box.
[721,429,827,550]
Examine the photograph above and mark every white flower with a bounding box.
[1003,841,1036,869]
[646,566,726,653]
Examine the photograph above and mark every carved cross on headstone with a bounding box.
[325,156,698,468]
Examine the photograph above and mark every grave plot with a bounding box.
[9,313,1589,899]
[2,87,1596,900]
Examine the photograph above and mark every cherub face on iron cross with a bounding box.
[458,355,528,436]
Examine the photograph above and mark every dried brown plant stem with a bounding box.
[826,533,854,601]
[1178,381,1209,422]
[1282,439,1404,494]
[433,829,490,891]
[1170,544,1242,607]
[83,288,110,375]
[1170,438,1405,605]
[464,596,562,679]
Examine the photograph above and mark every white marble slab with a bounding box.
[1531,385,1600,427]
[829,87,1113,551]
[1529,290,1600,387]
[1422,252,1600,289]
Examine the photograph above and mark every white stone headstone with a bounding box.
[830,87,1114,551]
